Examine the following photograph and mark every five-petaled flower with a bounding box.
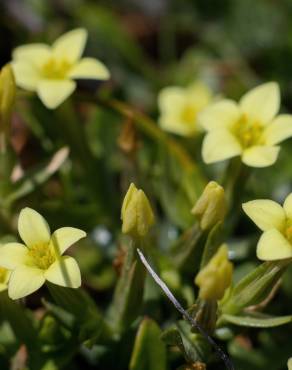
[12,28,110,109]
[199,82,292,167]
[243,193,292,260]
[0,207,86,299]
[158,81,212,136]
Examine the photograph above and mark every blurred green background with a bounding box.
[1,1,292,369]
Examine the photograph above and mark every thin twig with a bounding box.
[137,248,235,370]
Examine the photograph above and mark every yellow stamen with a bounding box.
[181,104,197,126]
[285,225,292,243]
[0,267,8,284]
[28,244,55,270]
[41,58,72,79]
[233,114,264,148]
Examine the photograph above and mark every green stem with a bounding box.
[108,238,146,333]
[56,100,114,217]
[222,158,251,232]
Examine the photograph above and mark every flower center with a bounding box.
[41,57,72,79]
[28,244,55,270]
[181,104,197,126]
[0,267,8,284]
[285,225,292,244]
[233,114,264,148]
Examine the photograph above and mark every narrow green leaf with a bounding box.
[46,284,111,344]
[221,260,290,315]
[107,241,146,332]
[161,322,205,364]
[129,318,167,370]
[221,313,292,328]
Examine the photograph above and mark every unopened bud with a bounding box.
[0,64,16,126]
[191,181,226,230]
[121,183,154,238]
[195,245,233,300]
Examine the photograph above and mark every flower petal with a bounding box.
[198,100,240,131]
[11,61,41,91]
[239,82,280,123]
[44,256,81,288]
[18,208,51,248]
[187,82,212,108]
[158,114,197,136]
[202,129,242,164]
[68,57,110,80]
[12,44,51,67]
[0,243,30,269]
[8,266,45,299]
[0,283,8,292]
[242,145,280,167]
[242,200,285,232]
[37,79,76,109]
[264,114,292,145]
[52,28,87,63]
[283,193,292,220]
[257,229,292,261]
[50,227,86,255]
[158,87,186,113]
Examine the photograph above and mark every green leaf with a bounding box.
[161,322,205,363]
[221,260,291,315]
[129,318,167,370]
[0,291,38,348]
[46,284,111,344]
[221,313,292,328]
[107,242,146,332]
[161,327,185,353]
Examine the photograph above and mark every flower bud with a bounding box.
[195,245,233,300]
[288,358,292,370]
[191,181,226,230]
[0,64,16,126]
[121,183,154,238]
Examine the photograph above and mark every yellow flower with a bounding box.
[195,245,233,300]
[288,358,292,370]
[158,81,212,136]
[121,183,154,238]
[243,193,292,260]
[12,28,110,109]
[0,208,86,299]
[199,82,292,167]
[191,181,226,231]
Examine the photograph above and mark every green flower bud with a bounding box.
[195,245,233,300]
[121,183,154,238]
[191,181,226,230]
[0,64,16,126]
[288,358,292,370]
